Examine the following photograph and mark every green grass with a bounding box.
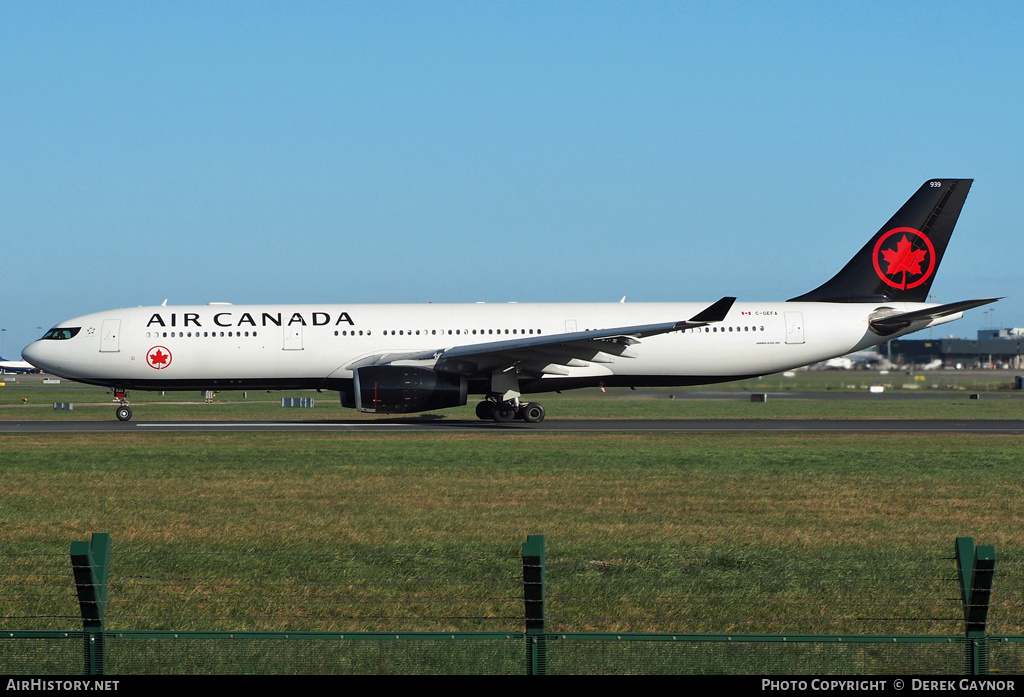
[3,431,1023,637]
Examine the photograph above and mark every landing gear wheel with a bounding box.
[521,402,545,423]
[116,406,133,422]
[475,401,496,420]
[492,402,516,423]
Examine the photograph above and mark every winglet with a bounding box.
[688,297,736,324]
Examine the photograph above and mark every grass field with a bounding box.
[3,428,1023,637]
[3,366,1023,665]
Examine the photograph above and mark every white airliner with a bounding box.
[23,179,998,422]
[0,355,38,374]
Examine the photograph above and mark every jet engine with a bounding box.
[353,365,467,413]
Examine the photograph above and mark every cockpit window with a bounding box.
[41,327,81,340]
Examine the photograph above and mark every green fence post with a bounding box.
[955,537,995,676]
[522,534,546,675]
[70,533,111,676]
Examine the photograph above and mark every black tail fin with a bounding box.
[789,179,972,303]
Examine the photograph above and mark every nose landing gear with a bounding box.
[114,390,132,421]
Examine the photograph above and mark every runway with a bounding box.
[1,418,1021,434]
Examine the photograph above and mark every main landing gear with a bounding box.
[114,390,132,421]
[475,399,545,423]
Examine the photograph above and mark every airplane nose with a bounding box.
[21,341,50,371]
[22,341,39,364]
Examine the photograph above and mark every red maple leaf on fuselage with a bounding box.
[880,234,927,279]
[150,350,168,365]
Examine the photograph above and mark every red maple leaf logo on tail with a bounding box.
[872,228,935,291]
[881,234,928,286]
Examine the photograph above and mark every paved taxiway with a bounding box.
[1,418,1021,434]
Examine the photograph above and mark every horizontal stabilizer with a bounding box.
[869,298,1001,336]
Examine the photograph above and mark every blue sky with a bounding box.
[2,2,1022,357]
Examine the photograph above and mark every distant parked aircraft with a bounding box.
[0,355,39,374]
[817,350,889,370]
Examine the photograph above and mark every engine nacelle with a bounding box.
[353,366,467,414]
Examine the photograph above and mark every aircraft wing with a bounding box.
[869,298,1001,336]
[348,297,735,376]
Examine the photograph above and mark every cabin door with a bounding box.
[100,319,121,352]
[784,312,805,345]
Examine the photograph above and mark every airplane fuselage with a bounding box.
[24,300,951,395]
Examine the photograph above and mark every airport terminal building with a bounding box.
[889,328,1024,370]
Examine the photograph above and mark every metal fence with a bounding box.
[1,534,1019,675]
